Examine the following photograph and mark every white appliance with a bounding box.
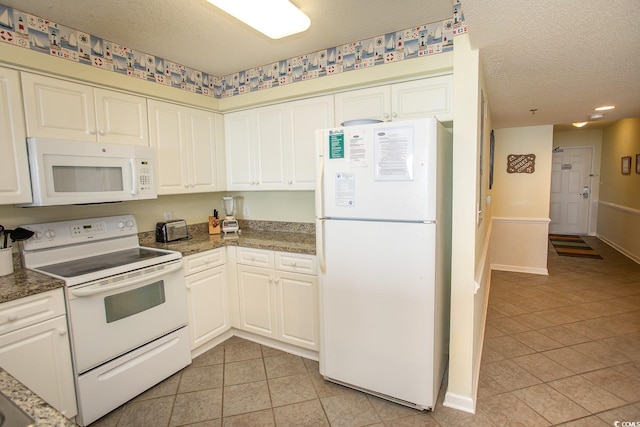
[315,117,452,410]
[21,215,191,426]
[21,137,156,206]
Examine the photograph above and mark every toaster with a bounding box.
[155,219,188,243]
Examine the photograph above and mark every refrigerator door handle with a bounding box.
[316,219,326,273]
[315,154,324,219]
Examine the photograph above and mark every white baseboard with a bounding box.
[490,263,548,275]
[443,392,475,413]
[191,328,319,361]
[596,233,640,265]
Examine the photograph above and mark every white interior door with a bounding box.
[549,147,593,234]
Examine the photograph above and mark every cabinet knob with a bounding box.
[384,113,390,119]
[392,112,398,118]
[274,278,280,284]
[88,129,97,135]
[186,284,191,290]
[8,313,18,322]
[58,328,67,336]
[288,180,293,185]
[98,129,105,135]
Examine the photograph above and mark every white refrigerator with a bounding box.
[315,117,452,409]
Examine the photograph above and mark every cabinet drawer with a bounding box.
[236,247,274,268]
[183,249,226,275]
[275,252,317,275]
[0,289,66,335]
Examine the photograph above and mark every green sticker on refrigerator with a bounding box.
[329,131,344,159]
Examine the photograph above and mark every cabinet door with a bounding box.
[185,108,219,192]
[287,96,334,190]
[276,271,319,350]
[94,89,149,146]
[0,67,31,204]
[236,265,276,338]
[391,75,453,121]
[186,265,229,350]
[0,315,77,417]
[225,111,255,190]
[21,73,97,141]
[148,100,189,194]
[334,85,391,125]
[255,106,288,189]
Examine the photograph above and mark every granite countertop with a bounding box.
[0,253,65,304]
[139,220,316,257]
[0,369,75,427]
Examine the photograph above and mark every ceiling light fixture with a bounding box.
[594,105,615,111]
[207,0,310,39]
[589,113,604,120]
[572,122,588,128]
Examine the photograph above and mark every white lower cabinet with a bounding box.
[183,249,230,350]
[236,248,318,350]
[0,289,77,418]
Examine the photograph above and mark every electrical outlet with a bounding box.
[243,205,249,216]
[163,211,173,220]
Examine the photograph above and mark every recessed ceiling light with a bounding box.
[572,122,588,128]
[594,105,615,111]
[207,0,310,39]
[589,113,604,120]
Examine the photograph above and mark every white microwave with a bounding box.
[21,138,157,207]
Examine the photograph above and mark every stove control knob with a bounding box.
[126,220,134,228]
[33,232,43,240]
[117,221,125,229]
[44,229,56,239]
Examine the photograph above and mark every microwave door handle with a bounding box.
[69,262,183,298]
[129,158,138,195]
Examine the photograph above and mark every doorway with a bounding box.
[549,146,593,235]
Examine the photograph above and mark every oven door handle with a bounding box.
[69,261,183,298]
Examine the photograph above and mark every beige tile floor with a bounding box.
[90,236,640,426]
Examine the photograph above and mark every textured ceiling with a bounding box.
[463,0,640,128]
[2,0,639,129]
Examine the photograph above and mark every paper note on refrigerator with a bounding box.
[374,125,415,181]
[345,128,367,167]
[335,172,355,207]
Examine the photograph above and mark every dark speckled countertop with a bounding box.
[139,220,316,257]
[0,369,75,427]
[0,220,314,304]
[0,253,65,304]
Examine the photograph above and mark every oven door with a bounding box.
[66,259,188,373]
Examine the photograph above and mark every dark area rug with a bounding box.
[549,234,603,259]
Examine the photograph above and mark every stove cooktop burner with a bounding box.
[36,248,171,278]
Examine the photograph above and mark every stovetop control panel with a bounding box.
[21,215,139,250]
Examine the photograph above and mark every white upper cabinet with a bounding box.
[148,99,221,194]
[225,95,333,191]
[334,85,391,124]
[21,72,148,145]
[287,96,334,190]
[334,75,453,124]
[0,66,31,205]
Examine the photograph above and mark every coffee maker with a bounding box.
[221,196,240,234]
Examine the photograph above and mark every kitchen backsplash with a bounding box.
[0,2,466,99]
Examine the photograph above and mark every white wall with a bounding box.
[490,125,553,274]
[444,33,492,414]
